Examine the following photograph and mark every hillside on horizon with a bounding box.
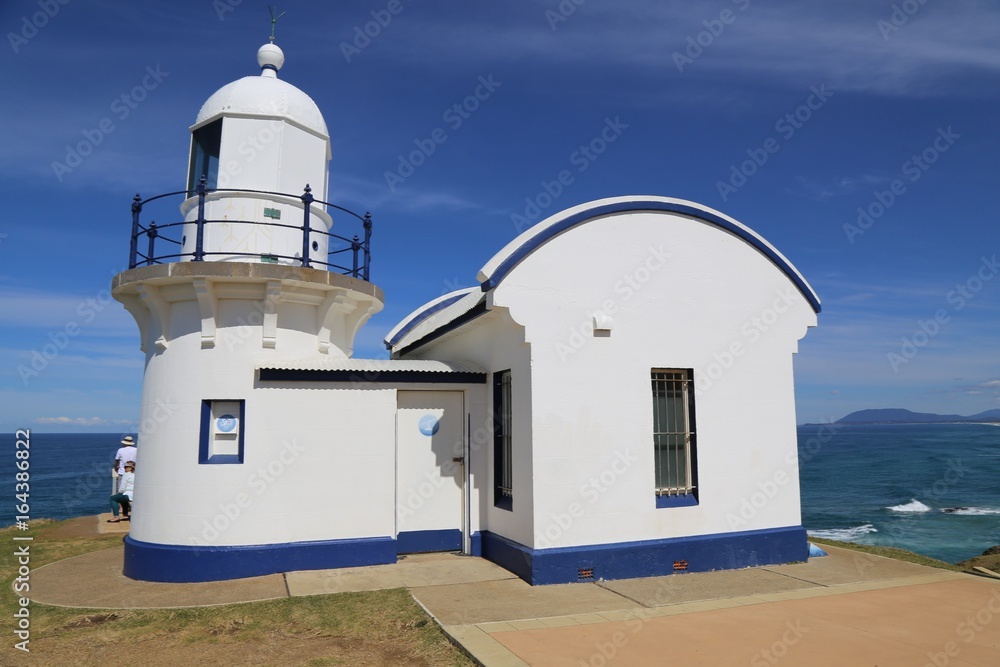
[837,408,1000,424]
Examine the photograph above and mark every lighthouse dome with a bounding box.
[194,44,328,138]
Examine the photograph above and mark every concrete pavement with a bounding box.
[27,516,1000,666]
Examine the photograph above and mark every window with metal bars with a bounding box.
[651,369,697,504]
[493,369,513,510]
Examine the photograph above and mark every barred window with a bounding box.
[651,369,697,499]
[493,370,513,510]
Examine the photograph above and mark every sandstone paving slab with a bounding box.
[29,547,288,609]
[410,577,637,625]
[491,578,1000,667]
[597,565,817,607]
[764,543,942,585]
[286,551,516,596]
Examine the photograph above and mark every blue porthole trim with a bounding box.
[480,200,821,314]
[656,494,699,509]
[123,534,397,583]
[199,399,246,464]
[481,526,808,585]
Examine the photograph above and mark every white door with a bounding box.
[396,391,465,553]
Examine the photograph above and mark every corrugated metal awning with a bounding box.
[256,358,486,384]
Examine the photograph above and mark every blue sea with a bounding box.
[798,422,1000,564]
[2,432,129,527]
[3,426,999,564]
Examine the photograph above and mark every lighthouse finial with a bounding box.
[268,5,286,44]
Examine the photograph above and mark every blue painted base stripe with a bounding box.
[469,531,482,557]
[123,535,397,583]
[397,529,462,554]
[481,526,808,585]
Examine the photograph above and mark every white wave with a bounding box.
[941,507,1000,516]
[887,499,931,513]
[807,524,878,540]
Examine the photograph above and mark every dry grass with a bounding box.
[2,521,475,666]
[809,537,965,572]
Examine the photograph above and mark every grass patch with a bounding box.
[2,520,475,666]
[809,537,965,572]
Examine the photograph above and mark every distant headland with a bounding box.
[835,408,1000,425]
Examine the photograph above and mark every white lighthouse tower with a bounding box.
[112,41,390,581]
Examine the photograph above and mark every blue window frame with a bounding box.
[199,399,245,464]
[493,370,513,510]
[651,369,698,508]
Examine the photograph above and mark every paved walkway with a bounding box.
[28,516,1000,666]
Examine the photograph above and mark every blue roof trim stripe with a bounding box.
[480,200,821,314]
[385,289,473,349]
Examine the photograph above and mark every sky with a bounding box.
[1,0,997,431]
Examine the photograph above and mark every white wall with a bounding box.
[130,327,398,548]
[422,210,816,550]
[116,268,386,548]
[403,308,536,547]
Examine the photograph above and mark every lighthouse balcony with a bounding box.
[127,179,372,281]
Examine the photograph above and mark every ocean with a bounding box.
[3,425,998,564]
[798,422,1000,564]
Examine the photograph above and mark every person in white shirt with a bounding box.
[113,435,137,491]
[109,461,135,523]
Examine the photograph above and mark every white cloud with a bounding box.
[35,416,134,426]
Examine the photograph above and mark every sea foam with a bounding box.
[941,507,1000,516]
[807,524,878,540]
[887,499,931,513]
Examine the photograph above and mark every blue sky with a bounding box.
[1,0,997,431]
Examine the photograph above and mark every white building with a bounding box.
[113,43,820,584]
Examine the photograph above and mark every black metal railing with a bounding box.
[128,177,372,281]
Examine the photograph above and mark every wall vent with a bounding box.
[577,568,594,580]
[673,560,689,571]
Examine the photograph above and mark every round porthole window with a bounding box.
[418,414,440,436]
[182,235,187,246]
[312,240,319,251]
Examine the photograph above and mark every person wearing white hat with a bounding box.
[113,435,138,493]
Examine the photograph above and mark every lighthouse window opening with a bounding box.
[188,119,222,191]
[493,369,513,511]
[198,399,246,464]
